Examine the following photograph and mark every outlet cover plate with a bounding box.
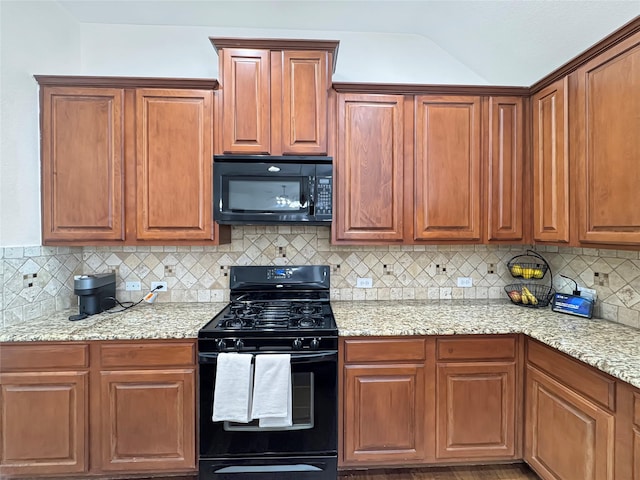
[125,281,141,291]
[457,277,473,288]
[151,281,168,292]
[356,277,373,288]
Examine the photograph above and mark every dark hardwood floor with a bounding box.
[40,464,539,480]
[339,464,540,479]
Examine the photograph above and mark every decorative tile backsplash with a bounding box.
[2,227,639,329]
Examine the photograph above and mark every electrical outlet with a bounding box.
[125,281,141,291]
[356,277,373,288]
[457,277,473,288]
[151,281,168,292]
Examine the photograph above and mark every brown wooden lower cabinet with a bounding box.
[0,371,88,476]
[436,362,516,460]
[0,342,90,477]
[434,336,519,462]
[634,426,640,480]
[93,341,196,474]
[525,364,615,480]
[0,340,196,478]
[341,338,427,466]
[340,336,518,467]
[343,364,426,464]
[98,369,196,472]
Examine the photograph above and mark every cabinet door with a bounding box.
[486,96,524,242]
[525,365,615,480]
[135,88,216,241]
[220,48,271,154]
[41,87,124,243]
[343,364,425,465]
[0,371,88,476]
[435,362,516,459]
[414,95,481,241]
[334,94,405,242]
[573,33,640,245]
[281,50,328,155]
[532,78,569,243]
[98,369,195,472]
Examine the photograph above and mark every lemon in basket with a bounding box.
[510,264,523,277]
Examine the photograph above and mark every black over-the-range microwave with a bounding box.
[213,155,333,225]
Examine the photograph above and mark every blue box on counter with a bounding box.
[551,293,594,318]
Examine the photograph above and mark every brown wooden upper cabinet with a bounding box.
[572,31,640,245]
[485,96,524,242]
[413,95,482,242]
[210,38,339,156]
[135,88,216,241]
[41,86,126,243]
[532,78,570,243]
[334,93,405,243]
[332,87,527,245]
[37,78,230,246]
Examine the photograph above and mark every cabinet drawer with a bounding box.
[0,343,88,371]
[527,340,615,411]
[436,336,516,361]
[344,338,425,363]
[99,341,195,368]
[634,392,640,427]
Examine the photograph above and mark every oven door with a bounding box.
[199,350,337,458]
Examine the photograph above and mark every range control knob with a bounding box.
[310,338,321,350]
[292,338,304,350]
[235,339,244,351]
[216,339,227,351]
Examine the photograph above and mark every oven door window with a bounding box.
[224,372,313,431]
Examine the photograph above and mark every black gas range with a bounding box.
[198,265,338,353]
[198,265,338,480]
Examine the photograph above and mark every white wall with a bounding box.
[0,0,81,247]
[0,14,488,248]
[78,23,489,84]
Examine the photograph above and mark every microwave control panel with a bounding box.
[315,177,332,217]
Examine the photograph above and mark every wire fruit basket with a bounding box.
[504,283,555,308]
[504,250,554,308]
[507,251,549,279]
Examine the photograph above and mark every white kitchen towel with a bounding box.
[250,354,292,428]
[212,353,254,423]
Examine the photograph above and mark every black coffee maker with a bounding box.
[69,272,116,320]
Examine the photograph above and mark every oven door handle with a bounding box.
[198,351,337,365]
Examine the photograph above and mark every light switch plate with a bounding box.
[457,277,473,288]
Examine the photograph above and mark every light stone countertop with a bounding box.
[332,300,640,389]
[1,300,638,389]
[0,303,226,342]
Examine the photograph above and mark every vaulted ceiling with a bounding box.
[56,0,639,85]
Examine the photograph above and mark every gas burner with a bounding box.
[290,314,324,328]
[292,303,322,316]
[220,316,252,329]
[230,303,262,318]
